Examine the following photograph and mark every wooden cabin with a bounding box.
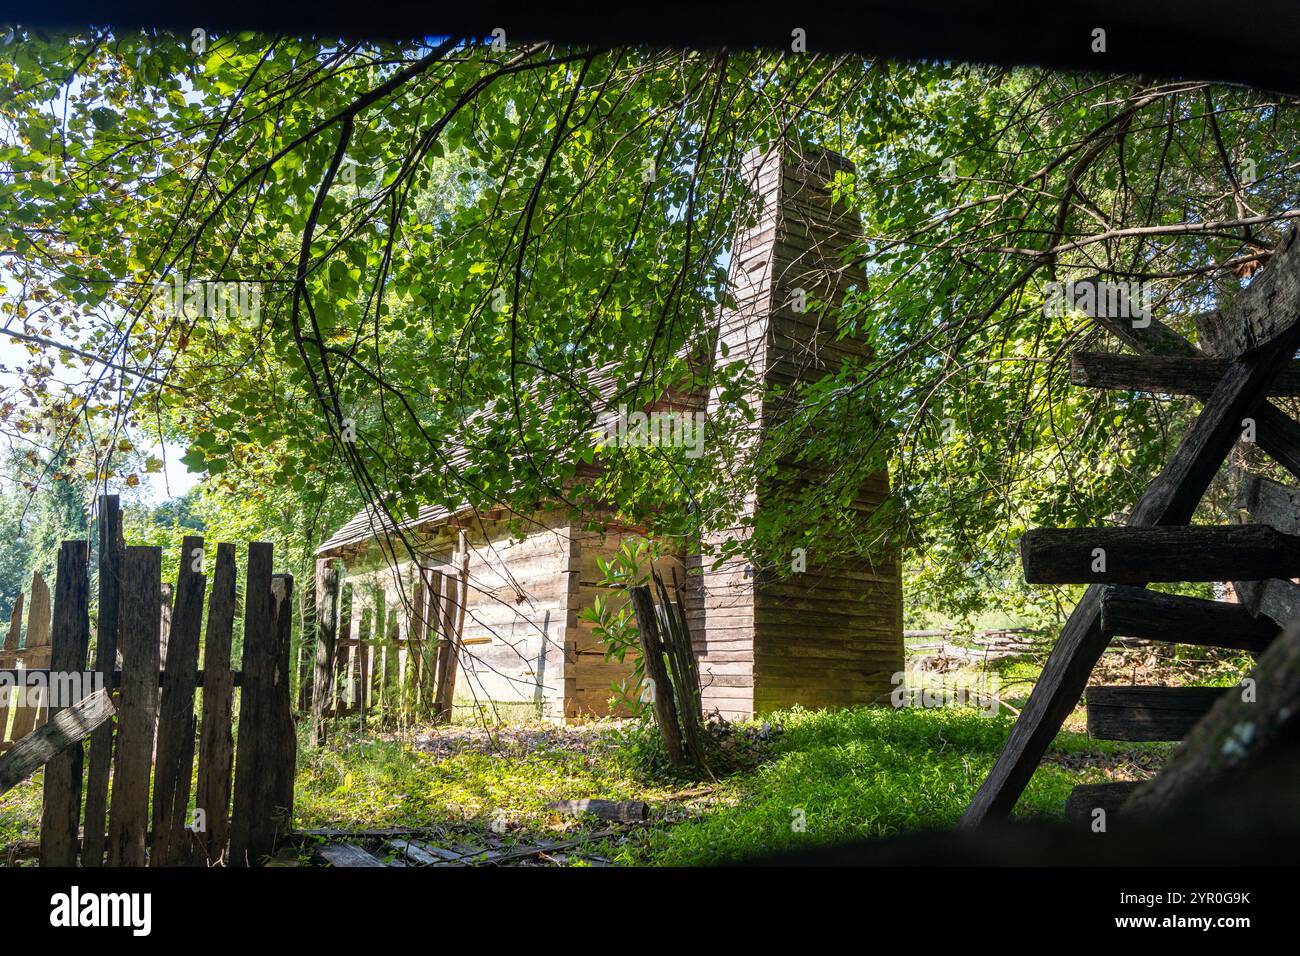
[315,144,904,722]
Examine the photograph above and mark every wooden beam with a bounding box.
[1099,585,1279,652]
[0,688,114,798]
[1086,685,1225,741]
[1196,227,1300,358]
[1092,310,1300,481]
[1071,351,1300,396]
[1021,525,1300,584]
[963,310,1300,826]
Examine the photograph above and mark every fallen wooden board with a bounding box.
[547,799,648,822]
[317,842,387,867]
[0,688,114,797]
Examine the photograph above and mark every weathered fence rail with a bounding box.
[0,495,297,866]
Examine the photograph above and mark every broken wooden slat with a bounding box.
[317,842,386,867]
[0,688,114,797]
[1064,781,1139,827]
[107,547,162,867]
[38,540,91,867]
[9,571,52,741]
[1099,586,1278,652]
[1086,686,1225,741]
[628,584,685,765]
[1070,351,1300,396]
[385,838,444,865]
[546,799,648,822]
[0,592,23,746]
[150,535,205,867]
[1021,525,1300,584]
[82,493,122,867]
[230,543,281,866]
[963,311,1300,826]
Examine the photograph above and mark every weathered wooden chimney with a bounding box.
[687,144,904,720]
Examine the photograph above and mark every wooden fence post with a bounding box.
[195,543,237,865]
[107,546,161,867]
[38,540,90,866]
[151,535,205,866]
[82,493,122,867]
[628,584,685,766]
[311,562,338,746]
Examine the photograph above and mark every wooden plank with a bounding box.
[629,584,685,765]
[1021,525,1300,584]
[963,309,1300,826]
[317,842,386,867]
[1099,585,1278,652]
[0,592,22,746]
[37,540,91,867]
[82,493,122,867]
[1064,781,1139,827]
[269,575,297,837]
[1071,351,1300,396]
[150,535,205,866]
[1086,685,1225,741]
[0,688,114,797]
[546,798,648,822]
[195,543,237,866]
[107,546,161,867]
[230,544,293,866]
[9,571,51,741]
[1123,618,1300,817]
[310,561,339,746]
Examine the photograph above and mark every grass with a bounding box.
[293,701,1162,865]
[2,668,1177,864]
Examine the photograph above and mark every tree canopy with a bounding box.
[2,28,1297,621]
